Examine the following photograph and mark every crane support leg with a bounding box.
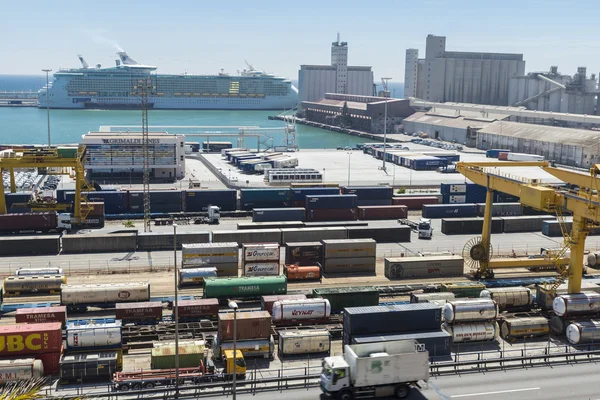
[9,168,16,193]
[74,170,82,223]
[0,168,5,214]
[479,188,494,277]
[568,215,587,293]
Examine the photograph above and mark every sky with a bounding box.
[1,0,599,82]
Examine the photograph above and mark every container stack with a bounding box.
[148,190,184,213]
[290,187,340,207]
[321,239,376,274]
[252,207,306,222]
[79,202,105,229]
[391,196,438,210]
[441,217,504,235]
[216,311,274,359]
[440,183,487,204]
[240,188,291,210]
[357,205,407,220]
[242,243,280,276]
[422,204,478,218]
[284,241,323,281]
[443,299,499,343]
[181,242,239,277]
[0,323,63,375]
[305,194,357,222]
[341,186,393,206]
[151,340,206,369]
[343,304,450,358]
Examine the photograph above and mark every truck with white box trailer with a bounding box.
[320,339,428,399]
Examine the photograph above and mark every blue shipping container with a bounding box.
[409,156,447,170]
[5,193,32,206]
[240,189,290,203]
[486,149,510,158]
[341,186,393,200]
[150,190,184,205]
[351,330,451,357]
[357,199,393,206]
[442,194,467,204]
[440,183,467,195]
[185,190,237,212]
[291,188,340,201]
[305,194,357,210]
[236,157,260,167]
[128,191,144,207]
[66,191,128,214]
[422,204,477,218]
[252,207,306,222]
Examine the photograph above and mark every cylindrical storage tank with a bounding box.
[272,299,331,323]
[588,252,600,268]
[549,315,572,335]
[0,359,44,383]
[410,292,456,303]
[284,265,321,281]
[566,320,600,344]
[261,294,307,314]
[500,316,549,340]
[178,267,217,285]
[278,329,331,356]
[553,293,600,317]
[60,282,150,305]
[443,299,498,323]
[66,320,122,349]
[445,322,499,343]
[480,287,533,311]
[15,268,63,276]
[4,275,66,294]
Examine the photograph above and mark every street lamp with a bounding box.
[381,77,392,172]
[228,300,239,400]
[346,152,352,186]
[173,223,180,398]
[42,69,52,146]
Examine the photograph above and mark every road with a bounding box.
[226,362,600,399]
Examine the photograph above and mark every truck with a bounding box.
[0,212,71,233]
[112,350,246,391]
[194,205,220,224]
[320,340,429,399]
[399,218,433,239]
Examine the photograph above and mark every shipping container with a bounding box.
[285,241,322,265]
[391,196,438,210]
[501,215,555,233]
[66,319,122,350]
[323,257,376,274]
[306,208,356,222]
[281,227,348,243]
[66,191,128,215]
[357,205,408,220]
[356,199,393,207]
[440,184,467,194]
[313,287,379,314]
[350,330,451,358]
[272,299,331,323]
[218,311,271,341]
[0,323,62,356]
[443,299,498,323]
[203,276,287,299]
[384,256,464,279]
[214,336,274,359]
[240,189,291,210]
[252,208,306,222]
[500,316,549,341]
[340,186,393,200]
[444,321,499,343]
[182,243,239,265]
[243,262,280,276]
[440,282,486,298]
[291,188,340,202]
[346,226,411,243]
[178,267,218,286]
[441,217,504,235]
[305,195,357,210]
[322,239,376,259]
[0,213,60,234]
[151,343,205,369]
[343,303,442,346]
[176,299,220,321]
[15,306,67,326]
[0,359,44,383]
[278,329,331,356]
[261,294,308,314]
[115,302,163,324]
[36,351,61,375]
[475,203,522,217]
[422,204,477,219]
[284,265,321,281]
[442,194,466,204]
[184,189,237,212]
[242,243,280,262]
[60,351,120,383]
[507,153,544,162]
[485,149,510,158]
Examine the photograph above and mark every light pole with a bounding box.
[381,77,392,172]
[173,223,180,398]
[347,152,352,186]
[42,69,52,146]
[228,301,239,400]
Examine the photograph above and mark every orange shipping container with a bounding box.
[284,265,321,282]
[15,307,67,327]
[0,323,62,356]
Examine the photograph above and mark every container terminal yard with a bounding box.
[4,138,600,400]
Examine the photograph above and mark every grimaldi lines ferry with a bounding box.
[38,52,298,110]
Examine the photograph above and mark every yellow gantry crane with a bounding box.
[456,160,600,294]
[0,146,93,223]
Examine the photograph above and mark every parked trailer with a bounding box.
[278,329,331,356]
[500,316,549,341]
[443,299,498,323]
[3,275,66,296]
[15,268,63,276]
[444,321,499,343]
[272,299,331,324]
[60,282,151,312]
[60,351,120,383]
[0,212,71,233]
[203,276,287,300]
[0,359,44,384]
[480,287,533,311]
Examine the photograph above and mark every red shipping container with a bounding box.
[391,196,438,210]
[357,205,408,220]
[498,152,509,160]
[0,323,62,356]
[115,301,163,323]
[85,202,105,217]
[36,350,62,375]
[176,299,220,320]
[307,208,356,222]
[15,307,67,326]
[261,294,307,314]
[218,311,271,341]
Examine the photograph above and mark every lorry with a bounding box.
[111,350,246,391]
[194,205,220,224]
[0,212,71,233]
[399,218,433,239]
[320,340,429,399]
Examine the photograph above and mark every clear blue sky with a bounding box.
[1,0,599,81]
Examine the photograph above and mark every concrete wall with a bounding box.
[347,70,374,97]
[298,67,337,103]
[403,119,470,145]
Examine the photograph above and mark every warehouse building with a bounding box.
[298,35,374,104]
[404,34,526,106]
[403,109,509,147]
[81,131,185,181]
[301,93,414,134]
[508,66,599,115]
[476,121,600,168]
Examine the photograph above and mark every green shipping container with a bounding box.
[440,282,486,298]
[203,276,287,299]
[313,287,379,313]
[151,344,204,369]
[57,146,78,159]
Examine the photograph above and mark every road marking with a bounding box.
[451,387,540,398]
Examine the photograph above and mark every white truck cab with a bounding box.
[418,218,433,239]
[207,206,220,224]
[58,213,73,231]
[321,356,350,396]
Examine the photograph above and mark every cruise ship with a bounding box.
[38,52,298,110]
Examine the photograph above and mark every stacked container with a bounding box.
[240,188,291,210]
[391,196,438,210]
[422,204,477,219]
[341,186,393,207]
[443,299,499,343]
[148,190,184,214]
[305,195,357,222]
[321,239,376,274]
[185,189,237,212]
[181,242,239,277]
[290,187,340,207]
[242,243,280,276]
[285,241,322,265]
[357,205,407,220]
[252,208,306,222]
[216,311,274,359]
[0,323,63,374]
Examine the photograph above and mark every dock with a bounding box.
[0,91,39,107]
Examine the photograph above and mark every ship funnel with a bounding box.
[117,52,140,65]
[78,54,90,69]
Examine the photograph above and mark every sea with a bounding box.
[0,75,404,148]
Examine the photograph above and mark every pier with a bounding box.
[0,91,39,107]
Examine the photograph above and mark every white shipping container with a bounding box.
[0,359,44,383]
[244,262,280,276]
[278,329,331,355]
[182,242,239,265]
[272,299,331,322]
[506,153,544,162]
[243,243,280,262]
[15,267,63,276]
[444,322,499,343]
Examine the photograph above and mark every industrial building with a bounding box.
[81,131,185,181]
[403,109,509,147]
[404,34,526,106]
[298,35,374,104]
[301,93,414,134]
[508,66,599,115]
[476,121,600,168]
